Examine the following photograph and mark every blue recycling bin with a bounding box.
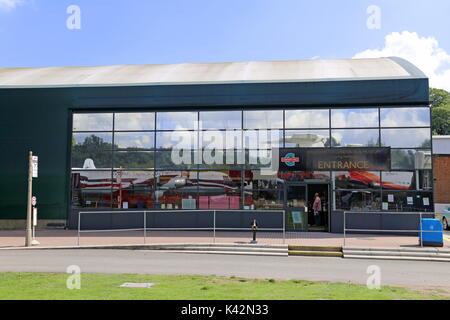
[419,219,443,247]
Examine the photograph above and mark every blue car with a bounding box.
[437,207,450,230]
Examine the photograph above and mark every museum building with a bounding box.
[0,57,433,232]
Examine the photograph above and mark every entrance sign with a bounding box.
[279,147,391,171]
[32,156,38,178]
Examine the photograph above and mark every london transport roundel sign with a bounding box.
[281,153,300,167]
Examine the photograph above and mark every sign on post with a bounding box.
[32,196,37,207]
[32,156,38,178]
[33,208,38,227]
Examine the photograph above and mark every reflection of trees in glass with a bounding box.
[391,150,414,169]
[420,139,432,148]
[72,135,155,169]
[72,135,113,168]
[114,152,154,169]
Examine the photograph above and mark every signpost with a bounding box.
[25,152,39,247]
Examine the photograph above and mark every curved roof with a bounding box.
[0,57,427,88]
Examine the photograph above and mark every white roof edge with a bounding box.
[0,57,427,88]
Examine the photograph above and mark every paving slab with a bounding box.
[1,229,448,249]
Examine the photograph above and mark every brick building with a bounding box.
[433,136,450,213]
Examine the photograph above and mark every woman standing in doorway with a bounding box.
[312,193,322,226]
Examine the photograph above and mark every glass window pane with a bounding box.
[114,132,154,150]
[114,113,155,131]
[113,170,155,209]
[285,109,329,129]
[285,130,330,147]
[114,170,155,188]
[198,170,241,202]
[381,171,415,190]
[380,107,430,127]
[243,110,283,129]
[418,170,433,190]
[246,190,285,210]
[201,130,242,150]
[71,170,112,208]
[331,129,379,147]
[156,131,197,150]
[381,192,433,211]
[73,113,113,131]
[73,133,113,147]
[243,130,281,149]
[199,111,242,129]
[381,128,431,148]
[332,171,381,190]
[391,149,432,170]
[72,133,113,169]
[155,171,198,210]
[244,170,282,189]
[245,150,274,169]
[114,151,154,169]
[331,108,378,128]
[334,190,381,211]
[157,112,197,130]
[277,171,331,183]
[155,151,198,169]
[76,189,112,208]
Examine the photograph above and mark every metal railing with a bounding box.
[343,211,441,247]
[77,209,286,246]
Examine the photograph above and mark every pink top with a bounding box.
[313,196,322,212]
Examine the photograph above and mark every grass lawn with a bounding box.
[0,273,447,300]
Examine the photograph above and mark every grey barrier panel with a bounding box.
[71,209,284,230]
[331,211,435,234]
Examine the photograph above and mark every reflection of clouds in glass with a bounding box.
[285,130,329,147]
[380,108,430,127]
[381,128,430,148]
[157,131,197,149]
[114,133,154,149]
[157,112,197,130]
[200,111,241,129]
[332,109,378,128]
[244,130,281,148]
[115,113,155,130]
[244,111,283,129]
[332,129,379,147]
[285,110,329,128]
[73,113,113,131]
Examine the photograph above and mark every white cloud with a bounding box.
[0,0,24,11]
[353,31,450,91]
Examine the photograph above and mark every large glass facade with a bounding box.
[71,106,432,212]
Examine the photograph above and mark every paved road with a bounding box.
[0,249,449,288]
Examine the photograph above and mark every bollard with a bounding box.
[250,219,258,244]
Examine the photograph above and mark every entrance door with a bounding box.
[284,184,308,231]
[307,184,329,232]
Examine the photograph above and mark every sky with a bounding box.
[1,0,450,90]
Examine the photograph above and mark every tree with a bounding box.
[430,88,450,108]
[432,107,450,135]
[430,88,450,135]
